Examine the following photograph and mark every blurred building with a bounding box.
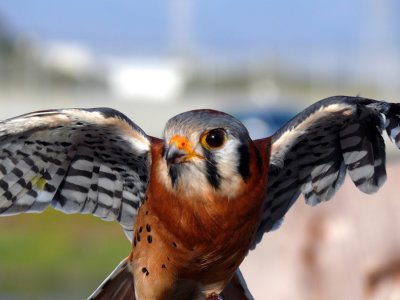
[107,58,185,102]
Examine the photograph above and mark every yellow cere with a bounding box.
[169,135,204,160]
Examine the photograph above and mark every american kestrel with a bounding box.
[0,96,399,299]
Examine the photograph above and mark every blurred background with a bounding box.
[0,0,399,299]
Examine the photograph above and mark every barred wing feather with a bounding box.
[254,96,400,245]
[0,108,151,240]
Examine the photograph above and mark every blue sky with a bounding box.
[0,0,398,59]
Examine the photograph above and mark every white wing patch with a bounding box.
[270,102,353,168]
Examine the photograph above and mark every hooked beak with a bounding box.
[166,135,204,165]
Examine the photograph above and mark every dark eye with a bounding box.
[201,128,227,149]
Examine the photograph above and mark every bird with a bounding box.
[0,95,399,299]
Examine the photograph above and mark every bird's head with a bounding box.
[160,109,253,198]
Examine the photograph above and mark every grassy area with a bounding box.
[0,209,130,299]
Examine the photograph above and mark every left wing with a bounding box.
[253,96,400,245]
[0,108,152,240]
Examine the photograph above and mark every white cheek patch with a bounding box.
[214,139,241,172]
[214,139,244,198]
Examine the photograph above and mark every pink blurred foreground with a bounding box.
[242,160,400,300]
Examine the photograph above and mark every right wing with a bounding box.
[0,107,152,240]
[253,96,400,245]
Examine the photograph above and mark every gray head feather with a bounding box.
[163,109,250,141]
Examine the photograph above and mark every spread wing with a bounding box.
[253,96,400,245]
[0,107,151,240]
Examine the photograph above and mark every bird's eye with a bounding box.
[200,128,227,150]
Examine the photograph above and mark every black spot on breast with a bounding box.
[142,267,149,276]
[133,237,137,247]
[146,224,151,232]
[172,242,177,248]
[147,235,152,243]
[162,264,166,269]
[139,226,143,233]
[137,232,141,242]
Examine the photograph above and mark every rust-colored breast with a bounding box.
[131,138,271,298]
